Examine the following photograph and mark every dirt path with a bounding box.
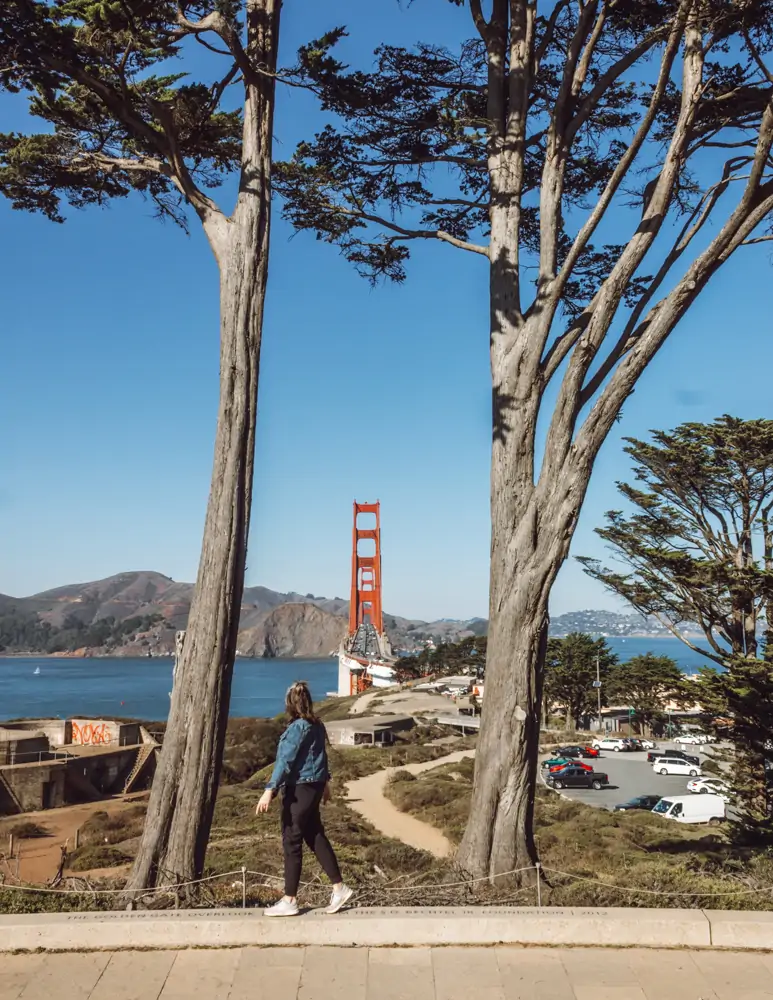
[0,794,147,884]
[345,749,475,858]
[349,690,381,716]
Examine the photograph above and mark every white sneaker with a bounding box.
[326,884,353,915]
[264,896,299,917]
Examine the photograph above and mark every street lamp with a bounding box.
[593,653,602,733]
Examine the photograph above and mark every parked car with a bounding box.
[686,777,731,801]
[592,737,628,752]
[556,745,600,759]
[542,757,593,771]
[613,794,662,812]
[674,734,703,745]
[625,739,646,751]
[652,794,725,825]
[638,738,656,750]
[647,749,700,766]
[653,757,702,777]
[546,766,609,790]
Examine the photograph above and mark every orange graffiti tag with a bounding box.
[72,722,112,746]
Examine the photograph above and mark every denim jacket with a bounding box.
[267,718,330,791]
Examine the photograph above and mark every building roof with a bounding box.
[0,728,46,742]
[326,715,414,733]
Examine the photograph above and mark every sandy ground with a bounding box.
[0,793,147,884]
[351,688,457,718]
[345,749,475,858]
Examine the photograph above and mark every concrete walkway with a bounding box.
[2,945,771,999]
[345,750,475,858]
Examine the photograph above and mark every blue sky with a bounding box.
[2,1,772,621]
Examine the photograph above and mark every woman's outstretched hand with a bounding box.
[256,788,273,814]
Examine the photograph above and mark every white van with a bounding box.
[652,794,725,825]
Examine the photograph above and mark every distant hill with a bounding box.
[1,571,687,657]
[548,609,698,637]
[0,571,482,657]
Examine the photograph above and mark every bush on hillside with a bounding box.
[77,806,147,848]
[9,821,50,839]
[68,845,133,871]
[221,717,285,784]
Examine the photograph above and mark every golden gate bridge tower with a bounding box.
[337,501,397,697]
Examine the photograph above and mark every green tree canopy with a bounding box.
[607,653,690,732]
[1,0,283,891]
[273,0,773,881]
[579,417,773,666]
[580,416,773,833]
[544,632,617,728]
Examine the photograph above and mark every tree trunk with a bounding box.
[456,537,550,881]
[456,409,578,882]
[457,308,588,881]
[124,0,279,892]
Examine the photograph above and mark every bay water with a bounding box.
[0,636,716,724]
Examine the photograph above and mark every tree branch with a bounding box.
[346,206,489,256]
[650,612,728,667]
[541,14,706,479]
[470,0,491,44]
[573,100,773,481]
[536,0,600,284]
[743,28,773,87]
[174,7,259,86]
[579,159,749,405]
[535,1,690,357]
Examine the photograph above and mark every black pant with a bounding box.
[281,782,342,897]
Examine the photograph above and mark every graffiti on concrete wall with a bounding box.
[71,721,113,746]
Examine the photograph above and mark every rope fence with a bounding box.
[2,862,773,909]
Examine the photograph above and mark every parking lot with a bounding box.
[540,742,728,811]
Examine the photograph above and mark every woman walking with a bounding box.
[257,681,353,917]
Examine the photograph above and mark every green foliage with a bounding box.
[544,633,617,728]
[581,417,773,834]
[386,761,773,909]
[0,888,112,913]
[0,1,248,229]
[696,657,773,840]
[68,844,133,871]
[398,635,486,680]
[220,717,284,784]
[76,805,147,847]
[580,417,773,664]
[0,609,166,653]
[606,653,690,732]
[276,4,773,307]
[9,821,49,839]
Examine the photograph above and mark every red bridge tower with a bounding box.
[348,501,383,636]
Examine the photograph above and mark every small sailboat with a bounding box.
[33,667,41,675]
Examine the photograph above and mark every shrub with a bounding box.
[9,821,49,839]
[68,845,133,871]
[221,717,284,784]
[77,806,147,847]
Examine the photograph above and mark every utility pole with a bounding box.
[594,653,602,733]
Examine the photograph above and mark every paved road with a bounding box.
[1,945,770,999]
[541,743,723,811]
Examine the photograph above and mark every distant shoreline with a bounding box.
[0,652,332,661]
